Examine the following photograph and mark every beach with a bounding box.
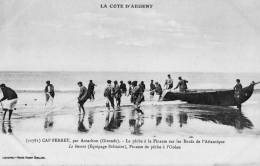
[0,71,260,165]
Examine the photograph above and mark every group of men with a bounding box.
[0,74,245,120]
[104,80,145,115]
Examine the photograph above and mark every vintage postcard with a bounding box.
[0,0,260,165]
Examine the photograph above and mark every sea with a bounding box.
[1,71,260,165]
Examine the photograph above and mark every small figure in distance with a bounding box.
[44,80,55,106]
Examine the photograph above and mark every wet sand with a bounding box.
[0,92,260,165]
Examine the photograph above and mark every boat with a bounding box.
[162,81,259,107]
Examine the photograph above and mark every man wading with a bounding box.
[77,82,88,114]
[164,74,173,90]
[119,81,127,96]
[104,80,115,111]
[174,77,188,92]
[131,81,144,115]
[87,80,96,101]
[0,84,18,120]
[234,79,243,109]
[113,80,122,107]
[150,80,156,100]
[44,80,55,106]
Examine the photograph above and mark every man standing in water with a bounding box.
[0,84,18,120]
[119,81,127,96]
[174,77,188,92]
[234,79,243,109]
[104,80,115,111]
[127,81,132,96]
[164,74,173,90]
[87,80,96,101]
[77,82,88,114]
[131,81,144,115]
[155,82,163,101]
[44,80,55,106]
[113,81,122,107]
[149,80,156,100]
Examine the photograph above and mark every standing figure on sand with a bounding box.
[119,81,127,96]
[149,80,156,100]
[174,77,188,92]
[155,82,163,101]
[113,81,122,107]
[234,79,243,109]
[44,80,55,106]
[0,84,18,121]
[165,74,173,90]
[131,81,144,115]
[104,80,115,111]
[127,81,132,97]
[87,80,96,101]
[77,81,88,114]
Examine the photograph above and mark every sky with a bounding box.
[0,0,260,72]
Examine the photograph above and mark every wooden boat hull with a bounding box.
[162,83,255,106]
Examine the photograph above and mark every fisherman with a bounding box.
[127,81,132,96]
[104,80,115,111]
[164,74,173,89]
[139,81,146,93]
[0,84,18,120]
[44,80,55,106]
[139,81,146,102]
[174,77,188,92]
[119,81,127,96]
[149,80,156,100]
[77,82,88,114]
[87,80,96,101]
[155,82,163,101]
[113,80,122,107]
[233,79,243,109]
[131,81,144,115]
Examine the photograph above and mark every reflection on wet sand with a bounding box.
[44,112,54,131]
[178,111,187,128]
[156,111,162,126]
[179,105,253,130]
[166,112,174,127]
[0,103,255,136]
[104,109,124,131]
[2,121,12,134]
[129,109,144,135]
[78,113,88,132]
[77,110,95,133]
